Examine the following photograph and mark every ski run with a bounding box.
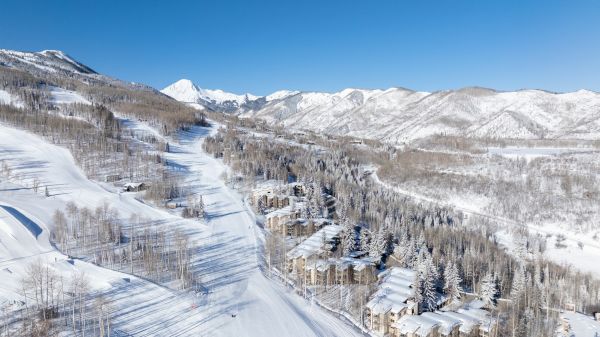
[0,121,364,337]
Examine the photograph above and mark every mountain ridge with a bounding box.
[161,78,600,143]
[3,48,598,145]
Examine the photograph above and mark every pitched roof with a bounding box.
[366,267,416,314]
[421,312,461,335]
[287,225,342,259]
[439,311,479,333]
[394,314,440,337]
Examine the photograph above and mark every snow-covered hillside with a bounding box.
[163,79,600,144]
[0,49,96,75]
[0,49,162,95]
[242,87,600,143]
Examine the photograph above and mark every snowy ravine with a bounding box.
[0,121,365,337]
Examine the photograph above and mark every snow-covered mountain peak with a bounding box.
[161,79,201,103]
[266,90,300,101]
[161,79,263,111]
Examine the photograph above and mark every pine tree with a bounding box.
[359,228,370,252]
[337,201,348,225]
[304,183,320,219]
[369,228,386,261]
[511,264,526,302]
[480,272,498,309]
[417,253,438,312]
[342,223,355,255]
[197,195,205,218]
[443,261,462,302]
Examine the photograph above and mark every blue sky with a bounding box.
[1,0,599,95]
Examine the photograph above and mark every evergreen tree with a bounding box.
[511,264,526,302]
[480,272,498,309]
[359,228,370,252]
[369,227,386,261]
[342,223,355,255]
[417,254,438,312]
[443,261,462,302]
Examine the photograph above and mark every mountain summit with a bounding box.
[162,79,263,112]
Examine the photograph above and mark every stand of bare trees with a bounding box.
[0,260,101,337]
[52,202,194,289]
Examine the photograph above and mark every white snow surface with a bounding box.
[559,311,600,337]
[0,121,364,336]
[496,224,600,278]
[266,90,300,101]
[487,147,590,159]
[0,89,23,107]
[48,86,91,105]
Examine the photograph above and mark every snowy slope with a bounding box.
[0,49,96,75]
[124,119,366,336]
[559,311,600,337]
[0,121,364,336]
[0,89,23,107]
[0,205,51,262]
[48,86,91,104]
[0,49,161,96]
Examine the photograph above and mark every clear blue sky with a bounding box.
[1,0,599,95]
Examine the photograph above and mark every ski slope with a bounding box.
[126,119,366,336]
[0,121,364,336]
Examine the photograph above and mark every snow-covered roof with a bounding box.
[421,312,461,335]
[457,307,496,332]
[252,180,281,195]
[366,296,394,313]
[124,182,144,188]
[439,311,479,333]
[330,256,375,274]
[288,218,309,226]
[287,225,342,259]
[394,314,440,337]
[265,205,295,219]
[366,267,416,314]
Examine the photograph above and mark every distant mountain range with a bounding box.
[161,79,299,113]
[162,78,600,143]
[2,48,598,144]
